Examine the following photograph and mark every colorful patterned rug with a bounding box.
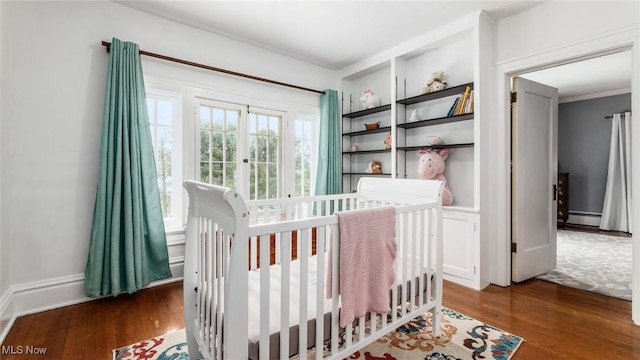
[113,307,523,360]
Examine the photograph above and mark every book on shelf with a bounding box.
[446,97,460,117]
[447,86,473,116]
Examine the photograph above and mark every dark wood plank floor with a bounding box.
[1,279,639,359]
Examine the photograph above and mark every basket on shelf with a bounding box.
[365,121,380,130]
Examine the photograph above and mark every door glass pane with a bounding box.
[227,110,238,130]
[200,132,210,162]
[212,108,224,130]
[200,106,211,128]
[199,103,239,190]
[248,111,281,200]
[212,132,223,162]
[226,133,237,161]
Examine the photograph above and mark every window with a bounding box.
[197,101,287,201]
[146,78,319,231]
[248,110,282,200]
[295,116,315,197]
[146,92,183,230]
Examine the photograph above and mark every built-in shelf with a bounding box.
[342,104,391,118]
[397,82,474,105]
[396,143,474,151]
[343,126,391,136]
[342,149,391,155]
[397,114,473,129]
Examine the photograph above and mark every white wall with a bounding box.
[0,0,338,330]
[495,1,639,63]
[0,0,12,343]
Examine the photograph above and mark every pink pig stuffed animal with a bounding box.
[417,149,453,206]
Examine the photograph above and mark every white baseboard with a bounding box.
[0,287,16,345]
[0,256,184,345]
[567,212,602,227]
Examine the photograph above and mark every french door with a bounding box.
[197,99,284,200]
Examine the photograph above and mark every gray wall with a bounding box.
[558,93,631,214]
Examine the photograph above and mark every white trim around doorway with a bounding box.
[490,25,640,325]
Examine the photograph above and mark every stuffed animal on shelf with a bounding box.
[384,132,392,150]
[426,135,445,146]
[417,148,453,206]
[360,89,381,109]
[365,161,383,174]
[420,71,449,94]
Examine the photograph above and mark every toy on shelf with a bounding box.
[365,161,382,174]
[360,89,381,109]
[384,132,392,150]
[417,146,453,206]
[420,71,449,94]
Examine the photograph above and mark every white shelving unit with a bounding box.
[339,12,493,289]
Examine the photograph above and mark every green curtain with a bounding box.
[314,89,341,196]
[85,38,171,297]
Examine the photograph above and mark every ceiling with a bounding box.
[118,1,632,100]
[520,50,632,101]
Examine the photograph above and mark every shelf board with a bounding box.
[342,104,391,118]
[343,172,391,176]
[396,82,474,105]
[397,114,473,128]
[397,143,474,151]
[342,149,391,155]
[343,126,391,136]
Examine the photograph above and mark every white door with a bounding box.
[511,77,559,282]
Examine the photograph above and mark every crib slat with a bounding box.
[413,211,420,309]
[250,235,258,270]
[314,226,326,360]
[418,210,425,307]
[298,229,309,360]
[330,224,340,356]
[280,231,291,360]
[259,234,270,360]
[216,227,224,360]
[205,221,213,358]
[401,212,408,316]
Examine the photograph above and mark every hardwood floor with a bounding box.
[1,279,639,359]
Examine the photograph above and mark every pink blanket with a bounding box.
[326,206,397,328]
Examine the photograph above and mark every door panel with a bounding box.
[512,77,559,282]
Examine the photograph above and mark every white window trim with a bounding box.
[144,75,320,231]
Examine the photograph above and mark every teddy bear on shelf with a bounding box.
[417,148,453,206]
[360,89,381,109]
[384,131,392,150]
[420,71,449,94]
[365,161,383,174]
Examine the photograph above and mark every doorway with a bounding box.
[512,51,633,300]
[492,31,639,324]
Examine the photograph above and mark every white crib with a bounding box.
[182,177,444,360]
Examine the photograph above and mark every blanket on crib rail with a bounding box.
[327,206,396,328]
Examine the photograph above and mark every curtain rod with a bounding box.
[604,113,630,119]
[101,41,325,95]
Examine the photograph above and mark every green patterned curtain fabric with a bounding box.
[84,38,171,297]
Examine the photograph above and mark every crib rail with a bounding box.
[247,202,442,360]
[183,178,444,360]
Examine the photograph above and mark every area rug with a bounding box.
[537,229,631,301]
[113,307,523,360]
